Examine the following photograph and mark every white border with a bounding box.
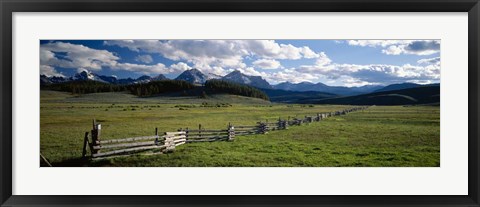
[13,12,468,195]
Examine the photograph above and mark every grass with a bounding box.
[40,90,440,167]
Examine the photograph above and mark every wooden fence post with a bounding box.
[82,131,89,158]
[257,122,267,134]
[277,118,283,130]
[227,123,235,141]
[91,119,101,154]
[199,124,202,139]
[154,127,159,145]
[164,132,175,153]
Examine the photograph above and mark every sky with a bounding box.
[40,40,440,87]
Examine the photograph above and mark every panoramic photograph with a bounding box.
[39,39,440,167]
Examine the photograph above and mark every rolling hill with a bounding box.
[298,85,440,105]
[260,88,337,103]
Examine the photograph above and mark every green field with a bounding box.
[40,90,440,167]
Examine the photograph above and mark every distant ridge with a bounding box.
[299,85,440,105]
[273,81,383,95]
[221,70,272,89]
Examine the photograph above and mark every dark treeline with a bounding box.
[205,79,269,101]
[127,80,194,97]
[41,80,126,94]
[41,80,194,97]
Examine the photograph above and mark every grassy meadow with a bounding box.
[40,90,440,167]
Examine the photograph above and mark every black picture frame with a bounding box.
[1,0,479,206]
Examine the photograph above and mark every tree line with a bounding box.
[41,79,270,100]
[127,80,194,97]
[41,80,194,97]
[204,79,270,101]
[41,80,126,94]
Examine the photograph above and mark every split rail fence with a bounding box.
[82,106,369,159]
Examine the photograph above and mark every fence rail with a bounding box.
[82,106,369,159]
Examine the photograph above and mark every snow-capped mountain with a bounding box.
[221,70,272,89]
[41,69,170,85]
[73,70,110,83]
[40,75,69,85]
[174,69,209,84]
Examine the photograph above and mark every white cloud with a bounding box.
[134,54,153,63]
[348,40,440,56]
[342,77,378,87]
[252,59,281,69]
[41,42,119,71]
[41,40,440,86]
[236,67,265,77]
[293,48,440,85]
[266,69,319,84]
[169,62,192,72]
[347,40,409,47]
[417,57,440,65]
[104,40,321,71]
[112,63,170,75]
[40,65,64,77]
[40,41,190,76]
[382,45,403,55]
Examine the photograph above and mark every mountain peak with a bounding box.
[175,68,208,84]
[222,70,272,89]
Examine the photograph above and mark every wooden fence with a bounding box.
[82,106,369,159]
[82,122,187,159]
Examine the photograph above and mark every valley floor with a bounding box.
[40,90,440,167]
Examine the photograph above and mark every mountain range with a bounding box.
[40,68,438,97]
[273,81,383,95]
[41,70,168,85]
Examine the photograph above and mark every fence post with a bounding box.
[199,124,202,139]
[257,122,267,134]
[91,119,101,155]
[227,123,235,141]
[82,131,89,158]
[164,132,175,153]
[277,118,283,130]
[155,127,159,145]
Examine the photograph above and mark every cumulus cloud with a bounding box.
[348,40,440,56]
[252,59,281,69]
[41,41,199,76]
[417,57,440,65]
[40,65,64,77]
[134,54,153,63]
[41,42,119,71]
[169,62,192,72]
[40,40,440,86]
[266,68,319,84]
[296,62,439,85]
[104,40,321,71]
[112,63,171,75]
[347,40,410,47]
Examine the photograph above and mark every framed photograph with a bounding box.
[1,0,479,206]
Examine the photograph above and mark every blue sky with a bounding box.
[40,40,440,86]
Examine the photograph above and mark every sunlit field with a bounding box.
[40,90,440,167]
